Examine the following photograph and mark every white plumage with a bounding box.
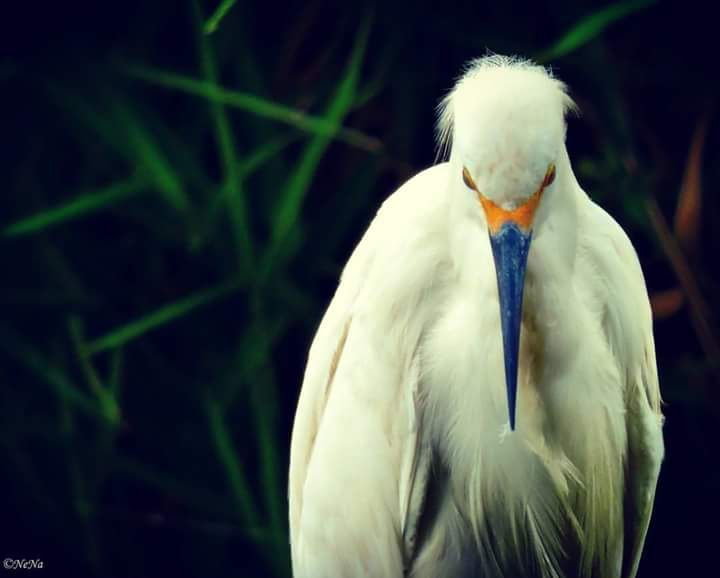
[288,55,664,578]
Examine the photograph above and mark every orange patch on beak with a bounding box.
[474,163,555,234]
[478,189,542,234]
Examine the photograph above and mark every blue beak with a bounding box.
[488,223,532,430]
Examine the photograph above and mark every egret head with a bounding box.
[438,56,576,430]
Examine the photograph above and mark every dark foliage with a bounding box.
[1,0,718,576]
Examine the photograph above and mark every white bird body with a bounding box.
[289,57,663,578]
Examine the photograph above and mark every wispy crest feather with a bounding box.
[435,54,576,161]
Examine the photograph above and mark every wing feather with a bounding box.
[621,336,663,578]
[288,222,376,553]
[583,200,664,578]
[399,353,433,571]
[289,165,449,576]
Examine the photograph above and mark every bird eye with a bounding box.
[543,164,556,188]
[462,167,477,190]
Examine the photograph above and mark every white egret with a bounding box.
[288,55,664,578]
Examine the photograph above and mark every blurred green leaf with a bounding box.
[38,241,94,307]
[86,280,242,354]
[127,99,215,196]
[204,397,260,527]
[352,56,390,110]
[48,86,192,213]
[107,347,124,399]
[0,327,107,422]
[250,367,284,555]
[194,0,253,273]
[68,317,121,425]
[195,135,297,248]
[536,0,656,62]
[203,0,237,34]
[111,101,191,212]
[238,134,298,177]
[3,177,146,237]
[123,64,382,152]
[220,316,288,408]
[265,18,372,271]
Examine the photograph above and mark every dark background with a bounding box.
[2,0,718,576]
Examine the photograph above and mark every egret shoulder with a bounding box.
[343,163,453,318]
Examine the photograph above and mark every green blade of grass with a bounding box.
[50,85,205,215]
[194,135,297,249]
[203,0,237,34]
[107,346,124,399]
[352,56,390,110]
[111,101,191,213]
[48,86,191,214]
[130,100,216,197]
[193,0,253,274]
[122,64,382,153]
[250,366,284,552]
[68,317,121,425]
[204,397,260,527]
[536,0,656,62]
[0,327,106,422]
[38,241,94,306]
[222,24,376,536]
[86,279,241,354]
[3,177,146,237]
[237,134,298,176]
[220,315,289,408]
[219,315,287,540]
[265,17,371,268]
